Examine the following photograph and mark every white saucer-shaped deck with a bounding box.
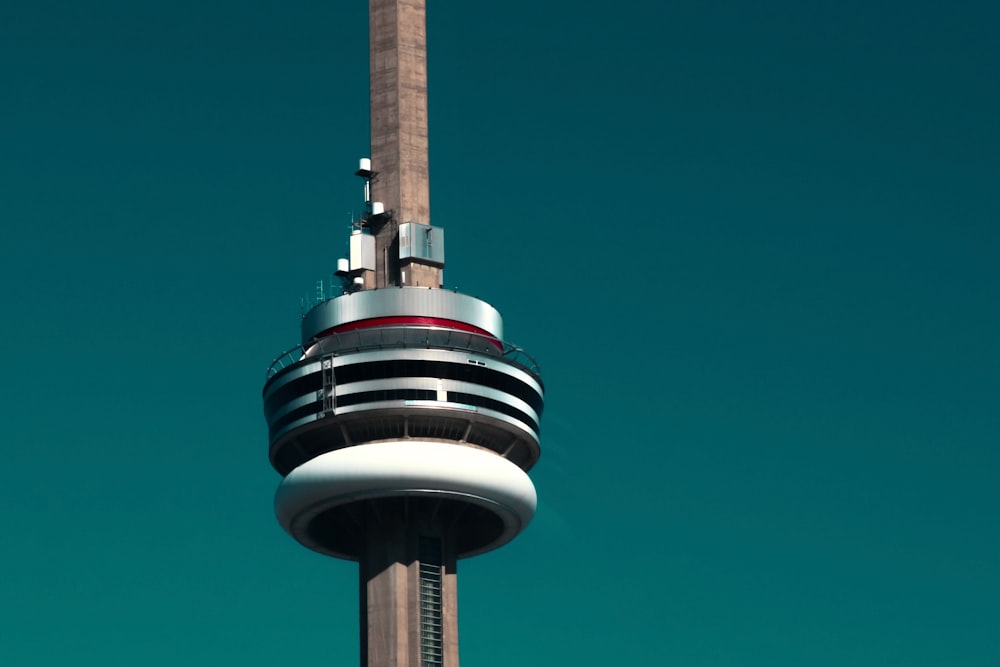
[275,441,537,559]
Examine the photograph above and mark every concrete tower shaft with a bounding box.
[368,0,439,289]
[264,4,542,667]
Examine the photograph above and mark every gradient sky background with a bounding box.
[2,0,998,665]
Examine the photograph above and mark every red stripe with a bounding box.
[313,316,502,349]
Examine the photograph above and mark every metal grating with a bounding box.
[418,537,443,667]
[465,423,508,451]
[408,415,469,441]
[345,416,406,442]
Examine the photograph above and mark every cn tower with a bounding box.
[262,1,544,666]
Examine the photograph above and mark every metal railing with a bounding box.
[266,325,541,380]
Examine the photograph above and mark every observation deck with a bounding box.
[264,289,544,477]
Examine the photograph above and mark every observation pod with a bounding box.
[264,288,544,560]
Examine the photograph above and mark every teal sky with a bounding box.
[2,1,998,664]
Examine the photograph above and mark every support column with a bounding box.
[360,500,459,667]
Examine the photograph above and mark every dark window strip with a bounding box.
[335,359,543,414]
[264,371,322,416]
[447,391,539,434]
[269,400,322,441]
[336,389,437,407]
[269,389,540,444]
[332,389,538,433]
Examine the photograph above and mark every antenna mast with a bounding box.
[367,0,440,289]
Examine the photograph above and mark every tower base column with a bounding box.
[359,499,459,667]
